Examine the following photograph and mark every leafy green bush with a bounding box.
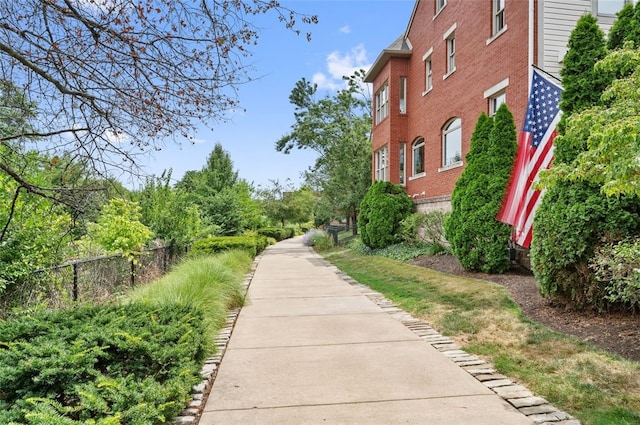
[531,181,640,309]
[78,198,154,261]
[257,227,295,241]
[590,238,640,310]
[348,238,442,261]
[400,211,449,251]
[0,303,207,424]
[358,181,414,249]
[444,107,516,273]
[190,235,268,257]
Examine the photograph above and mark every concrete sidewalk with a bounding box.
[199,237,539,425]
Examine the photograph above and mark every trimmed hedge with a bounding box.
[0,303,207,424]
[190,235,269,257]
[257,227,295,241]
[359,181,414,249]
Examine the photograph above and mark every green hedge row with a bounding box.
[0,303,208,424]
[190,235,270,257]
[257,227,295,241]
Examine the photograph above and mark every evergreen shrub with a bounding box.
[190,235,268,257]
[0,303,207,424]
[358,181,414,249]
[444,107,516,273]
[257,227,295,241]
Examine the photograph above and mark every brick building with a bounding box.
[364,0,630,212]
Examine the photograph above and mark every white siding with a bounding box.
[538,0,622,79]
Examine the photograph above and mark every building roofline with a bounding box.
[363,35,412,82]
[364,0,417,83]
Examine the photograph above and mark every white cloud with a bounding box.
[313,44,370,92]
[339,25,351,34]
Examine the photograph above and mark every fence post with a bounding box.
[72,263,79,302]
[130,260,135,287]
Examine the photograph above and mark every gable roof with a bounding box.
[363,34,413,82]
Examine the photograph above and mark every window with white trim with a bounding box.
[399,77,407,114]
[436,0,446,15]
[443,118,462,167]
[446,36,455,75]
[484,78,509,116]
[399,143,406,185]
[412,138,425,176]
[375,82,389,124]
[593,0,632,15]
[425,57,433,92]
[493,0,505,35]
[443,24,457,77]
[422,47,433,94]
[375,145,388,181]
[489,91,506,116]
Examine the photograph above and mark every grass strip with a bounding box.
[322,248,640,425]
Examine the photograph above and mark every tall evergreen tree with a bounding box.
[607,2,640,50]
[444,105,516,273]
[204,143,238,194]
[175,144,252,235]
[557,14,608,143]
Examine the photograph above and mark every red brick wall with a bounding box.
[370,0,531,203]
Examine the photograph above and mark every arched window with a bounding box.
[443,118,462,167]
[412,137,425,176]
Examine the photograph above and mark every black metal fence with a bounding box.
[1,245,186,317]
[324,224,358,245]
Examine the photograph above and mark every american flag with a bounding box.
[497,68,563,248]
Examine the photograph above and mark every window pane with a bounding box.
[490,92,506,115]
[494,0,505,33]
[444,119,462,166]
[375,146,388,181]
[413,139,424,175]
[399,144,405,185]
[598,0,626,15]
[447,38,455,72]
[399,77,407,114]
[375,83,389,124]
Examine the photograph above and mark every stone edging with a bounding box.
[172,254,261,424]
[329,265,581,425]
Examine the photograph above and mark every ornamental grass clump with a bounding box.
[126,249,252,338]
[302,229,334,250]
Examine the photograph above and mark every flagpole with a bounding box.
[528,0,534,84]
[531,64,563,85]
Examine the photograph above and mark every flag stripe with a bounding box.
[497,68,562,248]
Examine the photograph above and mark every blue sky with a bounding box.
[132,0,415,190]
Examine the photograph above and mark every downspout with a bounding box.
[529,0,534,82]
